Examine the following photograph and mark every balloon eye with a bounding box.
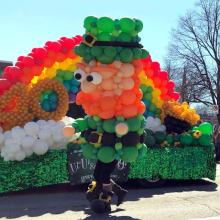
[87,72,102,85]
[74,69,86,82]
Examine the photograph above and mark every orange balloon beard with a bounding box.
[76,60,146,119]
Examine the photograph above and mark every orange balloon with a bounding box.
[122,105,138,118]
[121,91,136,105]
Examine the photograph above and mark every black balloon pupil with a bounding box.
[75,73,81,80]
[87,75,93,82]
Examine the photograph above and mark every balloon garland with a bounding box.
[29,79,69,121]
[0,83,32,130]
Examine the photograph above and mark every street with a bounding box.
[0,165,220,220]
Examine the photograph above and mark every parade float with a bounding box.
[0,17,216,194]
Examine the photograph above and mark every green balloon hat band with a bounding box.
[74,16,149,64]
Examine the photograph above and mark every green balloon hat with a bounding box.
[74,16,149,64]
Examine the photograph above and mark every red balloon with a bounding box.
[160,71,168,80]
[170,92,180,101]
[0,79,12,95]
[3,66,23,83]
[167,81,175,90]
[152,62,160,71]
[23,56,35,67]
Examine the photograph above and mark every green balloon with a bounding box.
[98,54,113,64]
[143,93,152,100]
[103,119,116,133]
[84,54,94,63]
[97,147,115,163]
[86,117,97,129]
[90,27,98,36]
[84,16,97,31]
[63,71,73,80]
[120,18,135,33]
[97,17,114,32]
[166,134,174,145]
[145,134,156,147]
[121,147,138,162]
[54,76,63,84]
[104,47,117,58]
[180,134,193,145]
[133,48,142,59]
[120,48,133,62]
[74,118,88,131]
[134,19,143,32]
[149,104,157,113]
[127,116,142,132]
[82,144,97,159]
[97,32,112,41]
[141,49,149,58]
[199,134,212,146]
[154,131,166,144]
[118,32,132,42]
[91,46,103,57]
[140,84,148,93]
[198,122,213,135]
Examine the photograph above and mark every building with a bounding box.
[0,60,13,77]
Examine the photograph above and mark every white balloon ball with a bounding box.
[24,122,39,136]
[48,120,56,127]
[36,120,47,127]
[4,131,12,139]
[33,140,49,155]
[154,118,161,127]
[57,121,65,129]
[23,148,33,157]
[45,138,54,147]
[5,138,17,146]
[11,127,26,139]
[0,132,4,144]
[21,136,35,149]
[38,129,51,141]
[6,143,21,153]
[15,151,26,161]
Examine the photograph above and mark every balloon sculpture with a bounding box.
[0,16,210,213]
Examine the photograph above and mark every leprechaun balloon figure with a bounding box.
[64,16,149,213]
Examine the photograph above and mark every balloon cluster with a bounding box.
[140,56,180,103]
[145,116,166,132]
[0,118,75,161]
[29,79,69,121]
[140,84,161,118]
[76,60,145,119]
[0,36,82,96]
[72,115,146,163]
[162,101,200,126]
[0,83,32,130]
[53,69,80,102]
[74,16,149,63]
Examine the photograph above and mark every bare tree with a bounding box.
[165,0,220,122]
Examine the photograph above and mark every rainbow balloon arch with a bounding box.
[0,18,216,193]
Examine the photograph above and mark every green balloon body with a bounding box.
[87,117,97,129]
[97,147,115,163]
[127,117,142,132]
[198,134,212,146]
[121,147,138,162]
[180,134,193,145]
[97,17,114,32]
[198,122,213,135]
[145,134,156,147]
[166,134,174,145]
[154,131,166,144]
[120,18,135,33]
[84,16,97,31]
[103,119,116,133]
[82,144,97,159]
[91,46,103,57]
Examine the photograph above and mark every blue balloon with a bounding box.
[70,86,79,93]
[143,100,150,107]
[63,81,70,91]
[41,100,50,112]
[49,93,58,102]
[70,77,80,86]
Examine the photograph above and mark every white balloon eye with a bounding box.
[74,69,86,82]
[86,72,102,85]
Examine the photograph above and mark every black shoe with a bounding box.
[111,179,128,206]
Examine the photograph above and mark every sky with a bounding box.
[0,0,198,66]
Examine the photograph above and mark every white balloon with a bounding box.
[11,127,26,140]
[5,138,17,146]
[48,120,56,127]
[15,151,26,161]
[22,136,35,149]
[45,138,53,147]
[5,143,21,153]
[36,120,47,127]
[57,121,65,129]
[24,122,39,137]
[0,132,4,145]
[153,118,161,127]
[33,140,49,155]
[23,148,33,157]
[38,129,51,141]
[4,131,12,139]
